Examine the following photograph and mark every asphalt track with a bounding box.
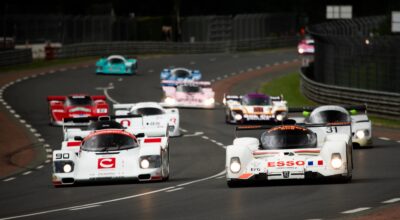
[1,50,400,220]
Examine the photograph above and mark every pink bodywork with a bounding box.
[297,39,315,54]
[162,83,215,108]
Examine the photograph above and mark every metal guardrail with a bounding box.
[300,65,400,118]
[56,36,298,58]
[0,49,32,67]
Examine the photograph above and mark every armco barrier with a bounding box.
[0,49,32,67]
[300,65,400,118]
[56,36,298,58]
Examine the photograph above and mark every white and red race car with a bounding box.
[113,102,180,137]
[52,125,170,186]
[47,94,109,126]
[226,123,353,187]
[289,105,372,147]
[161,80,215,108]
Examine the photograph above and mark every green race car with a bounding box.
[96,55,137,75]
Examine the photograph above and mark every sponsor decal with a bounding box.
[119,119,131,127]
[268,125,307,133]
[267,160,305,167]
[243,114,273,120]
[98,158,116,169]
[144,138,162,143]
[253,107,264,112]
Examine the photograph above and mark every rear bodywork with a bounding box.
[96,55,137,75]
[160,68,201,86]
[161,81,215,109]
[47,95,109,126]
[298,38,315,55]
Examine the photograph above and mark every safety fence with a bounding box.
[55,36,298,58]
[0,49,32,67]
[300,64,400,118]
[308,16,400,93]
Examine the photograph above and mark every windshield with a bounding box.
[260,126,317,149]
[65,96,92,106]
[177,85,201,93]
[109,58,124,64]
[242,95,270,106]
[82,133,138,151]
[174,70,190,78]
[131,107,164,116]
[308,110,350,124]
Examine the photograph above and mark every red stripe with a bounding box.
[253,151,279,155]
[318,160,324,165]
[67,141,81,147]
[144,138,162,143]
[294,150,320,153]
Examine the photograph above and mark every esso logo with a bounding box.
[98,158,116,169]
[119,120,131,127]
[267,161,305,167]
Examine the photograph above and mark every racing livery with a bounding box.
[161,81,215,109]
[160,67,201,85]
[289,105,372,147]
[226,123,353,187]
[47,94,109,126]
[113,102,180,137]
[297,38,315,55]
[96,55,137,75]
[52,129,169,186]
[223,93,288,124]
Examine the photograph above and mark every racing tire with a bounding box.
[227,180,242,188]
[162,149,170,181]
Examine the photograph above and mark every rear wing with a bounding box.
[47,96,66,102]
[113,103,136,115]
[91,95,107,101]
[161,80,211,87]
[289,104,367,114]
[223,94,242,105]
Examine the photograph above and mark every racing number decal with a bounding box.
[326,126,338,133]
[98,158,116,169]
[120,120,131,127]
[55,153,70,160]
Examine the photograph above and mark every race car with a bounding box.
[47,94,109,126]
[289,105,372,147]
[96,55,137,75]
[161,80,215,109]
[226,123,353,187]
[223,93,288,124]
[160,67,201,85]
[52,129,170,186]
[297,38,315,55]
[113,102,180,137]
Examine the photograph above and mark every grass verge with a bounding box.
[260,72,400,128]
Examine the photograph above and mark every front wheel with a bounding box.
[227,180,242,188]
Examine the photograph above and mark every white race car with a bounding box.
[289,105,372,147]
[226,123,353,187]
[52,128,170,186]
[113,102,180,137]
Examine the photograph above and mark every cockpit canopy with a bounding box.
[242,94,270,106]
[82,131,138,152]
[260,125,317,149]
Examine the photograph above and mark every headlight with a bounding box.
[203,98,215,106]
[140,159,150,169]
[355,130,369,139]
[331,153,342,169]
[165,97,176,105]
[140,156,161,169]
[230,157,241,173]
[63,164,72,173]
[275,112,287,121]
[234,114,243,121]
[298,48,304,54]
[96,108,108,113]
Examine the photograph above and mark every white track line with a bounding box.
[36,165,44,169]
[69,205,101,211]
[3,177,15,182]
[166,187,184,192]
[22,171,32,176]
[104,89,119,104]
[201,136,209,140]
[378,137,390,141]
[382,198,400,204]
[341,207,371,214]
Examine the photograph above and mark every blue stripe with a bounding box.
[308,161,313,166]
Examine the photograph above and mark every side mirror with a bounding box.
[135,133,145,138]
[302,111,310,117]
[74,136,83,141]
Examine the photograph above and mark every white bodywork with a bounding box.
[107,55,135,67]
[52,132,169,185]
[113,102,180,137]
[291,105,372,147]
[226,124,353,185]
